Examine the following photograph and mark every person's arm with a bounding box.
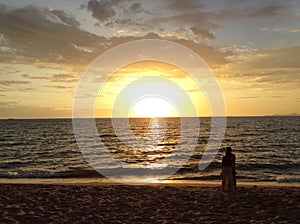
[222,156,225,166]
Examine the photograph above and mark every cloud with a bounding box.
[0,3,238,70]
[243,47,300,69]
[226,0,248,3]
[44,85,73,89]
[148,2,286,28]
[111,33,232,67]
[0,68,20,76]
[0,104,71,118]
[21,72,80,83]
[87,0,121,21]
[247,4,284,19]
[0,5,232,68]
[129,3,143,13]
[0,80,30,86]
[190,27,215,40]
[289,29,300,33]
[165,0,203,12]
[20,87,36,92]
[237,95,284,100]
[52,74,76,79]
[216,46,300,91]
[51,73,80,83]
[50,9,80,27]
[172,38,233,67]
[14,5,79,27]
[237,96,258,99]
[150,12,219,30]
[0,101,19,107]
[72,44,94,53]
[22,74,50,80]
[0,1,298,118]
[83,1,218,43]
[213,3,287,22]
[82,0,291,45]
[260,27,300,33]
[0,4,105,65]
[0,3,7,13]
[139,11,220,44]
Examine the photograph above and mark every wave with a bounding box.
[169,175,221,181]
[2,170,299,184]
[0,170,104,179]
[276,175,300,183]
[237,163,299,171]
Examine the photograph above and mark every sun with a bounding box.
[129,96,179,118]
[94,61,210,118]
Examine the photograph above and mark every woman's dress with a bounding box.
[222,156,234,192]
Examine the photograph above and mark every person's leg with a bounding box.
[233,173,236,189]
[222,180,225,191]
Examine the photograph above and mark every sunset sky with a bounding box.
[0,0,299,118]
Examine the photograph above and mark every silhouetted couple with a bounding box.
[221,147,236,192]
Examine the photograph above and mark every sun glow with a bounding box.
[129,96,179,118]
[95,61,210,118]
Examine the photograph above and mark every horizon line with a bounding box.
[1,114,300,120]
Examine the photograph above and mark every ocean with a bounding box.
[0,117,299,185]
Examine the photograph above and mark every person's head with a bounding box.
[226,147,232,156]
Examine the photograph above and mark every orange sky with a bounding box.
[94,61,210,118]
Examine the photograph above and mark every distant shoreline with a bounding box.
[1,115,300,120]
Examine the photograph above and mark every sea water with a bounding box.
[0,117,299,184]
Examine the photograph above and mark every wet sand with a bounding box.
[0,183,299,223]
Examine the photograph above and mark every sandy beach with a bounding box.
[0,183,299,224]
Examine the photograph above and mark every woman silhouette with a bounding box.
[221,147,236,192]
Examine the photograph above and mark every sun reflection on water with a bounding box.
[142,178,167,183]
[145,118,170,169]
[146,118,166,149]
